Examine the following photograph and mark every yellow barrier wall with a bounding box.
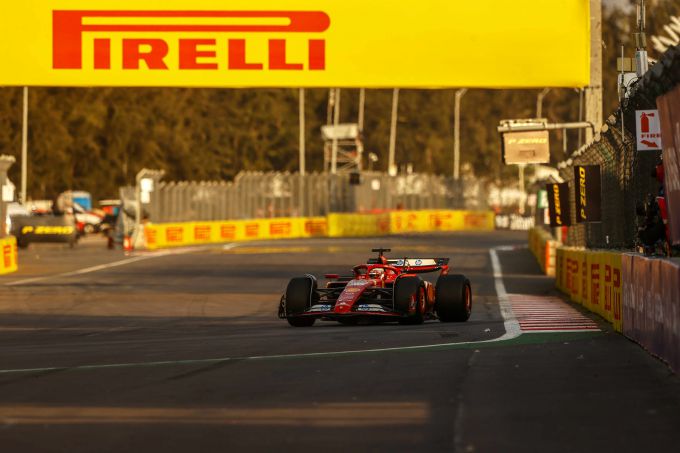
[554,246,623,333]
[327,213,391,238]
[146,217,328,250]
[146,210,494,249]
[389,210,495,234]
[0,236,18,275]
[528,227,558,276]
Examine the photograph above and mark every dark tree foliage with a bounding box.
[0,1,676,203]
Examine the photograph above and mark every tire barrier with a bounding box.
[622,255,680,373]
[0,235,18,275]
[528,227,558,276]
[145,210,495,250]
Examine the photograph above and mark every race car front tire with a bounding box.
[435,274,472,322]
[394,276,424,325]
[285,276,317,327]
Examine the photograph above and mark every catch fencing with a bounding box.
[554,46,680,251]
[149,171,486,223]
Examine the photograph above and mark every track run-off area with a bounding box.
[0,231,679,452]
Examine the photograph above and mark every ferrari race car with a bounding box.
[278,248,472,327]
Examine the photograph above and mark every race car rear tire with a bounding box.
[435,274,472,322]
[285,277,317,327]
[394,276,424,325]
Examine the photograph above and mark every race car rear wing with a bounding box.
[387,258,450,273]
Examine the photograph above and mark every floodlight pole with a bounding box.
[536,88,551,118]
[21,87,28,204]
[358,88,366,132]
[388,88,400,176]
[298,88,306,176]
[518,164,526,215]
[585,0,603,142]
[331,88,341,174]
[453,88,467,181]
[298,88,306,217]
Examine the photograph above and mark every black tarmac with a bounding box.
[0,232,679,452]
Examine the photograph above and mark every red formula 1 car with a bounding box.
[278,248,472,327]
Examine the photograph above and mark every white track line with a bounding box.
[489,248,522,340]
[4,243,237,286]
[0,245,525,375]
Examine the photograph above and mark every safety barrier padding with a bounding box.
[557,248,680,370]
[555,247,624,333]
[0,235,18,275]
[622,255,680,373]
[145,217,328,250]
[327,213,390,238]
[145,210,495,249]
[528,227,558,276]
[389,210,495,234]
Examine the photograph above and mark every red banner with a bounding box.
[657,85,680,245]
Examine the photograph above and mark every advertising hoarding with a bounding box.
[574,165,602,223]
[657,85,680,245]
[546,182,571,227]
[502,131,551,165]
[0,1,591,88]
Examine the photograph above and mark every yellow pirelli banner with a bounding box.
[145,217,328,249]
[0,0,591,88]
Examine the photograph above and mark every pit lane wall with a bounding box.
[552,245,680,373]
[144,210,494,249]
[621,255,680,373]
[0,236,18,275]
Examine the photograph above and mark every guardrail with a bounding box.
[144,210,495,250]
[0,236,18,275]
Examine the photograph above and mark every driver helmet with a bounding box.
[369,267,385,279]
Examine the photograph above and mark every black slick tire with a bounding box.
[285,277,316,327]
[435,274,472,322]
[394,276,424,325]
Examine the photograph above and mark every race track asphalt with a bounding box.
[0,231,679,452]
